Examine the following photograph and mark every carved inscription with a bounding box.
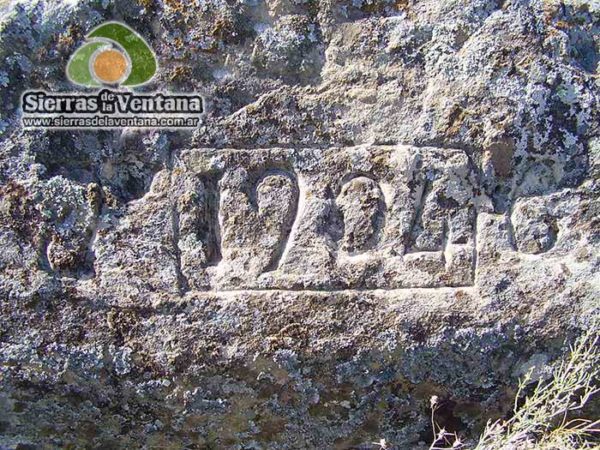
[511,197,558,254]
[216,168,299,285]
[172,172,221,290]
[336,176,385,254]
[37,180,100,277]
[508,163,562,255]
[87,145,571,294]
[175,145,480,290]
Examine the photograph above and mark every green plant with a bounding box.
[428,329,600,450]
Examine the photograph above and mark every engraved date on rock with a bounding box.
[174,145,483,291]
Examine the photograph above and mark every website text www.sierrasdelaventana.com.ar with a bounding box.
[21,89,203,129]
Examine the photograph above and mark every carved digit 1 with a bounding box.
[174,173,222,290]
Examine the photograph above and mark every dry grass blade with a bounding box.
[474,329,599,450]
[427,329,599,450]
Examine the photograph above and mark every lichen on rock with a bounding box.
[0,0,598,448]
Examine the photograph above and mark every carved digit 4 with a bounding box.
[408,171,475,253]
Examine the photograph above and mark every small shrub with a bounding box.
[428,329,600,450]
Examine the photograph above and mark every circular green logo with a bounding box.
[67,21,157,87]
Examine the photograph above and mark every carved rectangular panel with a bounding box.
[174,145,478,291]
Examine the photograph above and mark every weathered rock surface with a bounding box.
[0,0,599,448]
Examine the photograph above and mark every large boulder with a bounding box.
[0,0,598,448]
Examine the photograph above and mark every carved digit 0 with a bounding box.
[336,176,385,254]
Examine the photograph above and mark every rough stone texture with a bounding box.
[0,0,599,448]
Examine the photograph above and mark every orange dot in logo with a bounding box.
[92,49,128,84]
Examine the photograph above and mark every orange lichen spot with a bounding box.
[169,66,192,82]
[137,0,155,9]
[396,0,409,11]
